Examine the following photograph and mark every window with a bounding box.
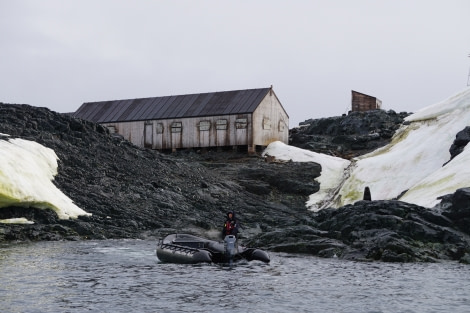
[278,120,285,132]
[263,118,271,130]
[235,118,248,129]
[199,121,211,131]
[171,122,182,133]
[156,123,164,134]
[106,126,116,134]
[216,119,228,130]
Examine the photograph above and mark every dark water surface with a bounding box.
[1,240,469,313]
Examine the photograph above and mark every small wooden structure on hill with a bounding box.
[73,87,288,153]
[351,90,382,112]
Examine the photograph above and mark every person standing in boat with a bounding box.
[222,210,239,238]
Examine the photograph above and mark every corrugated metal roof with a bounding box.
[74,88,272,123]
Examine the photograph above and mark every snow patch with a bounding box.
[262,141,350,211]
[0,217,34,224]
[0,137,91,219]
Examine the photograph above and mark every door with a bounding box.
[144,122,153,148]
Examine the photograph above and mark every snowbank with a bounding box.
[262,141,350,211]
[0,137,91,220]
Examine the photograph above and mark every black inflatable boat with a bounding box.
[156,233,270,264]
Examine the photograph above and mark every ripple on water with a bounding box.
[1,240,469,313]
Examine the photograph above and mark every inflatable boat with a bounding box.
[156,233,270,264]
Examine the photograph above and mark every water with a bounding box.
[1,240,469,313]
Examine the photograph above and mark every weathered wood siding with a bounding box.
[351,90,382,112]
[102,114,255,150]
[252,90,289,147]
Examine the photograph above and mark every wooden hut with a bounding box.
[351,90,382,112]
[73,87,289,153]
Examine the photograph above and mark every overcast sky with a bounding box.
[1,1,469,126]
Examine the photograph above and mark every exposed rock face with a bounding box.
[0,103,469,263]
[248,192,470,262]
[289,110,410,159]
[449,126,470,161]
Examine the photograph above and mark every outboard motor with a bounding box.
[224,235,237,263]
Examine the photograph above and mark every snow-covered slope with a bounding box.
[333,87,470,208]
[265,87,470,210]
[0,137,91,220]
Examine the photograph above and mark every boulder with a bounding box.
[449,127,470,160]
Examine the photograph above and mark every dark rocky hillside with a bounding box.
[1,103,469,263]
[0,103,320,241]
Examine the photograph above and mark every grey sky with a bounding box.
[1,0,469,126]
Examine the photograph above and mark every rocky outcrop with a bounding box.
[449,126,470,161]
[248,191,470,263]
[290,110,410,159]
